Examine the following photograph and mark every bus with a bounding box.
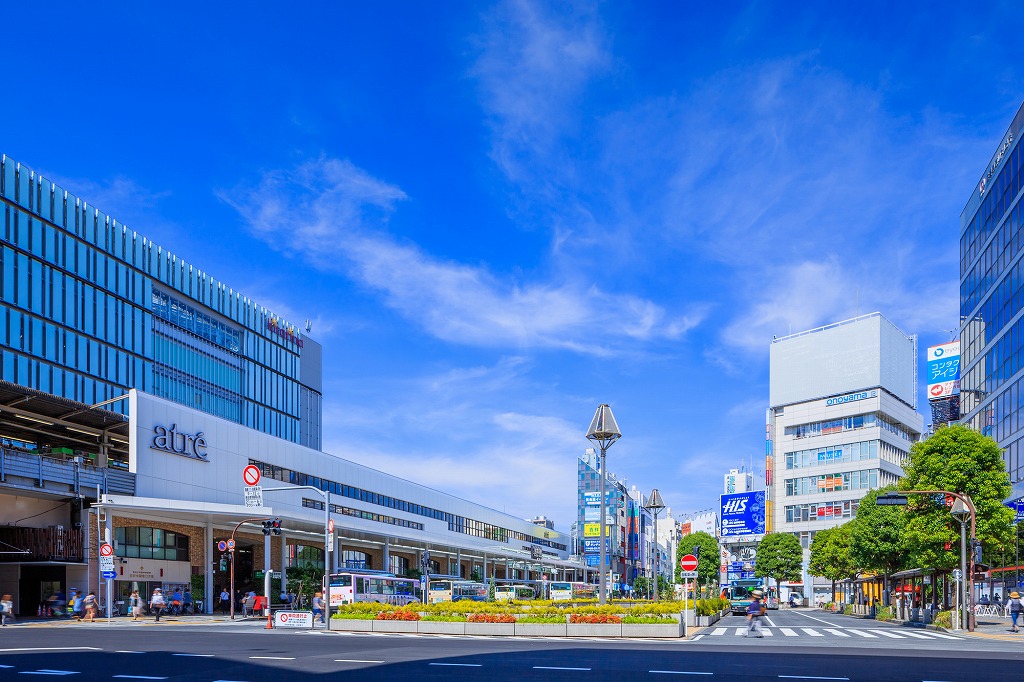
[327,570,419,607]
[427,579,488,603]
[494,583,537,601]
[724,579,779,615]
[549,581,597,601]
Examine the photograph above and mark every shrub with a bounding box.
[516,615,565,624]
[376,609,421,621]
[467,613,516,623]
[874,606,894,622]
[569,614,622,624]
[622,615,674,624]
[332,611,376,620]
[421,613,467,622]
[931,609,954,628]
[842,605,854,616]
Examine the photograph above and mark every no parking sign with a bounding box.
[274,610,313,629]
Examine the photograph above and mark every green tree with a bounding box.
[808,523,857,602]
[677,531,720,592]
[899,424,1014,569]
[755,532,803,588]
[850,487,909,586]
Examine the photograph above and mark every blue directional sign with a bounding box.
[101,570,117,579]
[1005,499,1024,523]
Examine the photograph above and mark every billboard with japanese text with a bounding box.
[927,341,960,400]
[720,491,766,537]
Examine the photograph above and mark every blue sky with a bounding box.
[2,2,1020,531]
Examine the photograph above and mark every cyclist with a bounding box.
[182,590,193,615]
[150,588,166,622]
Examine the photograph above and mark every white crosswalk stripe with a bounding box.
[924,632,961,640]
[734,628,746,636]
[779,628,798,637]
[868,629,905,638]
[800,628,824,637]
[710,628,727,636]
[899,631,934,639]
[824,629,850,637]
[846,630,878,638]
[761,628,773,636]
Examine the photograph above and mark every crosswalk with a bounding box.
[695,626,961,642]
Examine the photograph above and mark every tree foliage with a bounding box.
[808,523,857,582]
[899,425,1013,568]
[677,531,720,588]
[755,532,803,584]
[849,487,910,578]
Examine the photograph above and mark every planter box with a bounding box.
[465,622,515,636]
[418,621,466,635]
[621,622,683,638]
[330,618,373,632]
[515,622,567,637]
[695,613,720,627]
[372,620,419,633]
[567,624,622,637]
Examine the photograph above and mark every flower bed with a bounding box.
[569,614,622,624]
[376,609,421,621]
[468,613,516,623]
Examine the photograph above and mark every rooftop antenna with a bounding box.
[304,319,312,335]
[942,328,958,342]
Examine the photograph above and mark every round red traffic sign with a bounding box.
[328,518,335,533]
[99,543,113,557]
[680,554,698,571]
[243,464,261,486]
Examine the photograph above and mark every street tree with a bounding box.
[677,531,720,595]
[849,487,909,589]
[755,532,803,590]
[808,523,857,603]
[899,424,1014,569]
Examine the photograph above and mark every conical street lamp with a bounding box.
[645,489,666,601]
[587,404,621,606]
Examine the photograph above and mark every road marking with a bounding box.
[898,631,933,639]
[114,651,146,654]
[846,630,877,638]
[763,616,777,627]
[112,677,168,680]
[534,667,591,671]
[761,628,774,636]
[0,649,99,653]
[734,628,746,636]
[779,628,798,637]
[788,610,846,627]
[800,628,823,637]
[18,672,79,677]
[172,654,215,657]
[868,629,905,639]
[248,657,295,661]
[778,677,849,681]
[823,629,849,637]
[430,664,483,667]
[689,635,704,641]
[923,632,960,640]
[0,665,13,669]
[650,672,713,676]
[335,659,385,664]
[710,628,727,636]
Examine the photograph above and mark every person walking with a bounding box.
[128,590,144,621]
[218,588,230,614]
[150,588,166,622]
[0,594,13,626]
[81,591,98,622]
[312,591,325,624]
[69,589,83,621]
[746,590,766,638]
[1008,591,1023,632]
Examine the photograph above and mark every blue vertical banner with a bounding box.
[720,491,766,537]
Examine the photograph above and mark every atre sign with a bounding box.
[151,423,209,462]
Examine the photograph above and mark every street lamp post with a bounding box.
[645,489,666,601]
[587,404,621,606]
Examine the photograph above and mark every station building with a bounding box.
[0,155,580,615]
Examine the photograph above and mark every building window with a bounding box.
[115,526,189,561]
[342,550,372,570]
[389,555,409,576]
[286,544,324,570]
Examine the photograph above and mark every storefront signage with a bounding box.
[583,523,604,537]
[151,424,209,462]
[267,317,304,347]
[825,390,877,407]
[980,132,1014,196]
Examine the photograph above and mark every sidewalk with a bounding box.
[8,613,322,628]
[818,606,1024,642]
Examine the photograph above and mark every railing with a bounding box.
[0,526,84,562]
[0,448,135,496]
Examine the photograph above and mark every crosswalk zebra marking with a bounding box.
[779,628,798,637]
[923,632,961,640]
[868,629,905,638]
[800,628,824,637]
[899,631,934,639]
[846,630,877,638]
[734,628,746,636]
[710,628,727,636]
[823,629,850,637]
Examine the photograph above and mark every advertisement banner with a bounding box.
[583,538,610,554]
[583,523,603,537]
[584,507,601,521]
[720,491,766,537]
[927,341,961,400]
[585,555,610,567]
[679,521,692,536]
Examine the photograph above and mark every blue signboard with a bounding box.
[1005,499,1024,523]
[583,539,610,554]
[720,491,766,537]
[101,570,117,579]
[585,555,610,567]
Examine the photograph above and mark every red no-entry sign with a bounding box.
[680,554,698,571]
[243,464,261,486]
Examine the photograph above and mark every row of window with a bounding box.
[784,440,878,469]
[152,367,243,424]
[151,290,241,354]
[153,324,243,394]
[786,412,915,441]
[961,136,1021,277]
[784,499,860,523]
[961,203,1024,349]
[302,498,425,531]
[114,526,190,562]
[784,469,881,496]
[2,349,130,411]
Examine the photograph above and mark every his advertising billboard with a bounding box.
[927,341,961,400]
[720,491,766,537]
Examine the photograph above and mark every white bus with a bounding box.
[328,570,419,607]
[550,581,597,601]
[427,579,488,603]
[494,583,537,601]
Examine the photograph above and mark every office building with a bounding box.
[959,101,1024,496]
[767,313,925,601]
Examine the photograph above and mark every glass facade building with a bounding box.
[960,101,1024,487]
[0,154,323,449]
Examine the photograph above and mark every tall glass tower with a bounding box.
[959,102,1024,489]
[0,155,323,449]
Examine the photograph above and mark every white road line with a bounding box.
[649,672,713,676]
[17,672,79,677]
[800,628,823,637]
[764,616,777,627]
[779,628,798,637]
[868,629,905,639]
[734,628,746,636]
[710,628,727,636]
[534,667,591,671]
[778,676,849,681]
[172,654,215,657]
[114,652,145,654]
[761,628,774,636]
[923,632,961,640]
[430,663,483,667]
[823,629,850,637]
[846,630,877,638]
[0,649,99,653]
[787,610,847,627]
[0,665,15,669]
[335,660,385,664]
[112,677,168,680]
[689,635,704,641]
[248,657,295,661]
[898,631,933,639]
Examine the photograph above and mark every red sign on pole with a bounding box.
[243,465,261,486]
[99,543,114,557]
[680,554,698,571]
[328,518,335,533]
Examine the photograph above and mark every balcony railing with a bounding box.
[0,448,135,497]
[0,526,84,562]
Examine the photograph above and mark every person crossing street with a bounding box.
[746,589,766,638]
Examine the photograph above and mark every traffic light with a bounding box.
[876,492,909,506]
[692,545,700,560]
[972,538,983,564]
[262,520,273,536]
[272,518,282,536]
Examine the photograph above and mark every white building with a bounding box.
[767,313,924,601]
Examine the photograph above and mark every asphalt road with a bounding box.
[0,615,1017,681]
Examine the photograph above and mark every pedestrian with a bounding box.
[1008,591,1023,632]
[129,590,144,621]
[182,590,193,615]
[69,589,83,621]
[150,588,166,622]
[746,590,766,638]
[312,591,325,624]
[81,591,98,622]
[218,587,230,614]
[0,593,12,625]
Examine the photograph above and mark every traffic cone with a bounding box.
[265,607,274,629]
